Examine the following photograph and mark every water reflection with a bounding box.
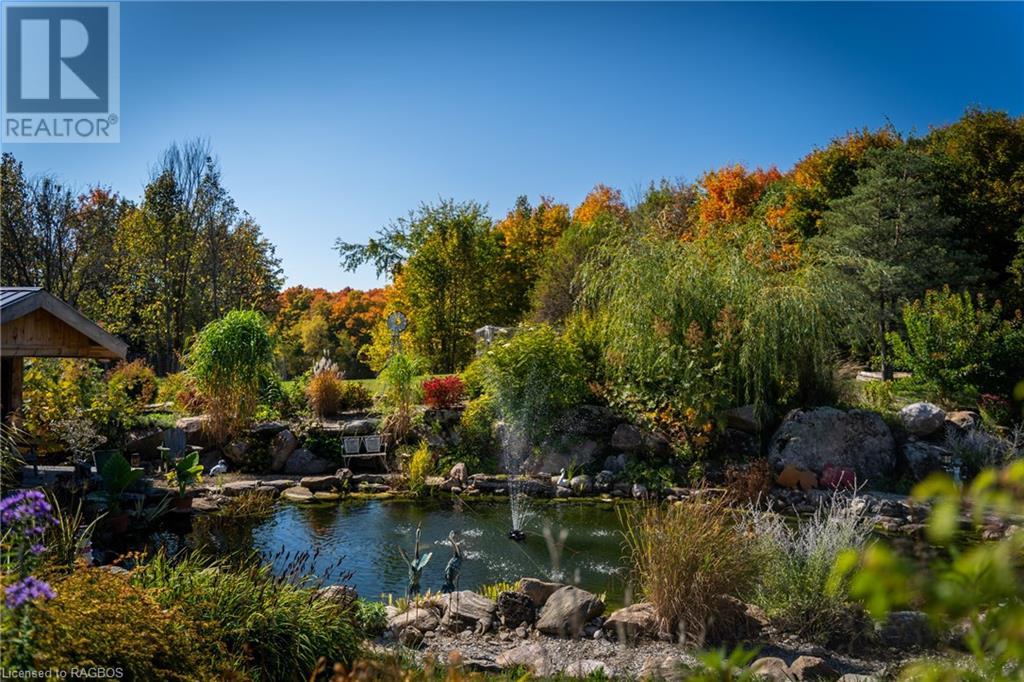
[185,498,629,604]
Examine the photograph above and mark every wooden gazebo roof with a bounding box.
[0,287,127,359]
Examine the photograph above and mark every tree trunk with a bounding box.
[879,302,893,381]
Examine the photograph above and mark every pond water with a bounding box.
[176,498,632,604]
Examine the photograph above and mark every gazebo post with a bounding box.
[1,357,23,421]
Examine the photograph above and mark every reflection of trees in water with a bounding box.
[296,504,343,538]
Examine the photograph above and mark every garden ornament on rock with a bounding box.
[441,530,463,594]
[398,523,432,598]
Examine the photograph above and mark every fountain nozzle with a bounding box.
[508,528,526,542]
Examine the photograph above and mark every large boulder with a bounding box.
[876,610,935,649]
[220,480,260,497]
[768,407,895,484]
[175,416,217,450]
[899,402,946,438]
[282,449,334,475]
[495,643,551,677]
[342,418,380,436]
[704,596,768,645]
[124,426,166,459]
[535,585,605,637]
[529,439,599,476]
[611,424,645,451]
[569,475,594,495]
[610,423,670,456]
[300,474,344,492]
[388,607,440,635]
[563,660,613,678]
[270,429,298,472]
[223,440,250,465]
[724,405,760,433]
[251,421,288,437]
[316,584,358,610]
[788,656,838,681]
[440,590,496,631]
[518,578,562,608]
[603,602,659,641]
[749,657,793,682]
[281,486,313,502]
[901,440,949,481]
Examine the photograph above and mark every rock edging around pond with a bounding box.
[378,577,923,680]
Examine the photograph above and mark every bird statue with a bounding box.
[556,468,568,488]
[398,524,432,599]
[209,459,228,476]
[441,530,463,594]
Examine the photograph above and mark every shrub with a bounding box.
[354,599,388,637]
[338,381,373,410]
[888,287,1024,403]
[620,497,758,644]
[157,370,202,414]
[186,310,276,442]
[28,569,217,680]
[453,394,497,471]
[308,370,344,418]
[474,325,588,451]
[422,375,465,409]
[42,493,102,570]
[106,359,157,407]
[724,459,774,506]
[132,552,360,681]
[749,492,873,646]
[406,441,434,496]
[21,359,106,446]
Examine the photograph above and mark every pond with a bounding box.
[170,498,632,605]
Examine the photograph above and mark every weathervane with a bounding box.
[387,310,407,353]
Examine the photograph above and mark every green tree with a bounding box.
[337,199,503,372]
[0,154,128,310]
[921,107,1024,307]
[102,142,281,371]
[814,147,980,379]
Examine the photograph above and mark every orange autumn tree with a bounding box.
[494,195,572,320]
[783,127,901,237]
[696,164,782,233]
[271,285,385,377]
[572,183,629,226]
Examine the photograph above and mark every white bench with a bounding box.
[341,435,389,471]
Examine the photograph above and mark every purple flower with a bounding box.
[29,544,46,555]
[0,490,56,530]
[4,576,55,609]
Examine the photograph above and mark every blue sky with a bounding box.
[7,1,1023,291]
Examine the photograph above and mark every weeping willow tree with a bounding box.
[578,224,845,453]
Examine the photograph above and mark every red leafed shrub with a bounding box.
[422,375,465,409]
